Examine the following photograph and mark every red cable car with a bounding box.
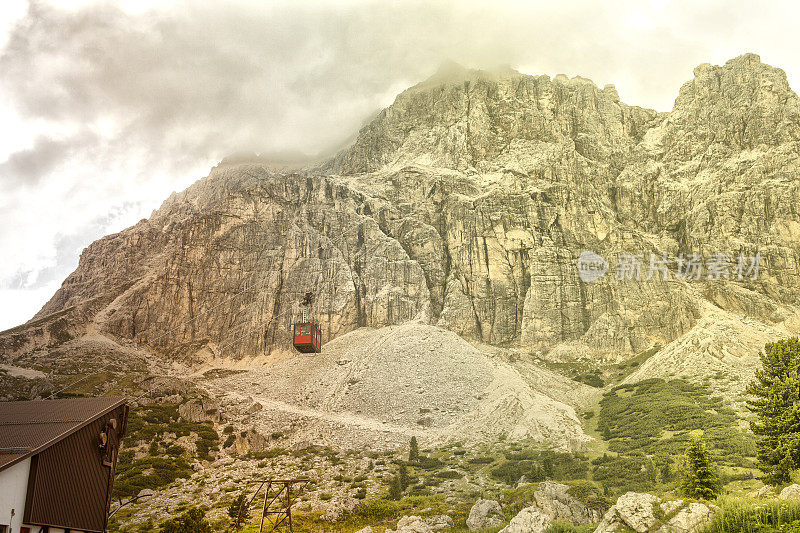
[293,322,322,353]
[292,291,321,353]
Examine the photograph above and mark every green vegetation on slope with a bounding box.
[114,403,219,499]
[598,378,755,464]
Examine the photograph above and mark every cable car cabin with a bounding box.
[293,322,322,353]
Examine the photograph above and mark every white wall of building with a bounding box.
[0,458,30,533]
[1,458,83,533]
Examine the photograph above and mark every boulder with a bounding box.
[355,528,374,533]
[246,401,263,414]
[594,493,717,533]
[654,502,717,533]
[747,485,776,499]
[424,515,455,531]
[136,488,155,499]
[534,481,603,524]
[780,484,800,501]
[594,492,660,533]
[323,496,358,521]
[178,397,222,423]
[387,515,434,533]
[467,500,505,531]
[659,500,684,515]
[499,506,551,533]
[757,486,776,498]
[233,428,270,455]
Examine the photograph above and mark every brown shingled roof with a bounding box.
[0,397,126,472]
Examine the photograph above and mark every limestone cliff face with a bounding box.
[21,55,800,369]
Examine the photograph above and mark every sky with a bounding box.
[0,0,799,330]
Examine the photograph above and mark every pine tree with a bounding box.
[398,463,410,489]
[681,437,720,500]
[387,475,403,500]
[408,436,420,464]
[747,339,800,484]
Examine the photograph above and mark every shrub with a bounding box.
[227,494,249,525]
[565,480,611,511]
[160,508,211,533]
[574,373,604,388]
[597,379,754,462]
[352,499,403,520]
[490,460,546,486]
[164,444,185,457]
[416,456,444,470]
[115,456,193,498]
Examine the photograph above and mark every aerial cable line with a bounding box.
[127,303,303,402]
[46,214,373,399]
[128,222,381,399]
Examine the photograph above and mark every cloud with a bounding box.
[1,0,799,329]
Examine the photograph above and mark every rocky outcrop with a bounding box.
[594,492,660,533]
[780,484,800,501]
[178,396,222,423]
[499,506,551,533]
[533,481,603,524]
[657,503,717,533]
[232,429,270,455]
[424,515,455,531]
[387,515,434,533]
[498,481,603,533]
[466,499,505,531]
[593,493,717,533]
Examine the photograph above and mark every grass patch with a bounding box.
[546,522,597,533]
[705,497,800,533]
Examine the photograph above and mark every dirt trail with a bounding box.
[207,379,435,438]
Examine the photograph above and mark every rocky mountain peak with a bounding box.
[667,53,800,152]
[327,63,655,175]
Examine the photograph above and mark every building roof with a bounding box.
[0,397,126,472]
